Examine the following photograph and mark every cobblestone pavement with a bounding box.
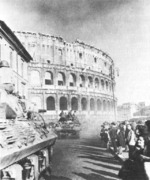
[51,135,121,180]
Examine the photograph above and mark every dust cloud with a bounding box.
[80,116,102,139]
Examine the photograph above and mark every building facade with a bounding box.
[117,102,150,121]
[117,103,138,121]
[0,21,32,98]
[15,31,117,122]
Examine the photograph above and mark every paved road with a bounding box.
[51,135,121,180]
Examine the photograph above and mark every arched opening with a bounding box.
[88,76,93,88]
[30,70,40,86]
[79,75,85,87]
[106,100,108,111]
[69,73,76,87]
[110,83,112,92]
[90,98,95,111]
[95,78,99,89]
[81,98,87,111]
[60,96,67,110]
[45,71,53,85]
[58,48,63,61]
[58,72,65,86]
[101,79,104,90]
[106,81,108,90]
[79,52,82,59]
[71,97,78,110]
[47,96,55,110]
[103,100,106,111]
[97,99,102,111]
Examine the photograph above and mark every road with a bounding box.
[51,134,121,180]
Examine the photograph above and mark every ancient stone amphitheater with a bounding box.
[15,31,117,124]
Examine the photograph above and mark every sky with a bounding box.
[0,0,150,105]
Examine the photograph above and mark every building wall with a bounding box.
[117,103,138,121]
[15,32,117,123]
[0,36,29,97]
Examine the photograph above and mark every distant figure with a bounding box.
[131,121,137,133]
[109,122,118,153]
[67,110,73,120]
[100,126,110,149]
[126,124,136,159]
[18,96,27,113]
[117,123,126,155]
[59,110,66,122]
[72,110,77,121]
[59,110,65,118]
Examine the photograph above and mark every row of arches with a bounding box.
[46,96,114,111]
[30,70,113,91]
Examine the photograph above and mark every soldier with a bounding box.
[67,110,73,120]
[109,122,118,153]
[59,110,66,122]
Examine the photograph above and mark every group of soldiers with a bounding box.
[59,110,78,123]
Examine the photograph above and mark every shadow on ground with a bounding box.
[73,137,121,180]
[73,172,118,180]
[51,136,121,180]
[50,175,71,180]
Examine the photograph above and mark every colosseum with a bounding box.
[15,31,117,123]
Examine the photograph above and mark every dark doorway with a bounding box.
[47,96,55,110]
[71,97,78,110]
[60,97,67,110]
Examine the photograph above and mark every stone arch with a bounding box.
[69,73,76,87]
[71,97,78,110]
[95,77,99,89]
[103,100,106,111]
[90,98,95,111]
[108,82,110,90]
[46,96,55,110]
[101,79,104,90]
[106,81,108,90]
[30,70,40,86]
[79,74,85,87]
[58,72,66,86]
[88,76,93,88]
[45,71,53,85]
[97,99,102,111]
[60,96,67,110]
[81,97,87,111]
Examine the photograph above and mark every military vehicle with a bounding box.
[0,88,57,180]
[55,111,81,138]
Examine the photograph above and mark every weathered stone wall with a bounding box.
[15,31,117,123]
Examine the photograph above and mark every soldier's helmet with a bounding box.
[0,60,10,68]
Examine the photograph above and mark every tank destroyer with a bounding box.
[0,86,57,180]
[55,110,81,138]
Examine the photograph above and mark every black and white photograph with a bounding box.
[0,0,150,179]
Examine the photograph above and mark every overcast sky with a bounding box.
[0,0,150,105]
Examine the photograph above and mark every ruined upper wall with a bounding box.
[15,31,114,77]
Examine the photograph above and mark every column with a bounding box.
[55,93,59,116]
